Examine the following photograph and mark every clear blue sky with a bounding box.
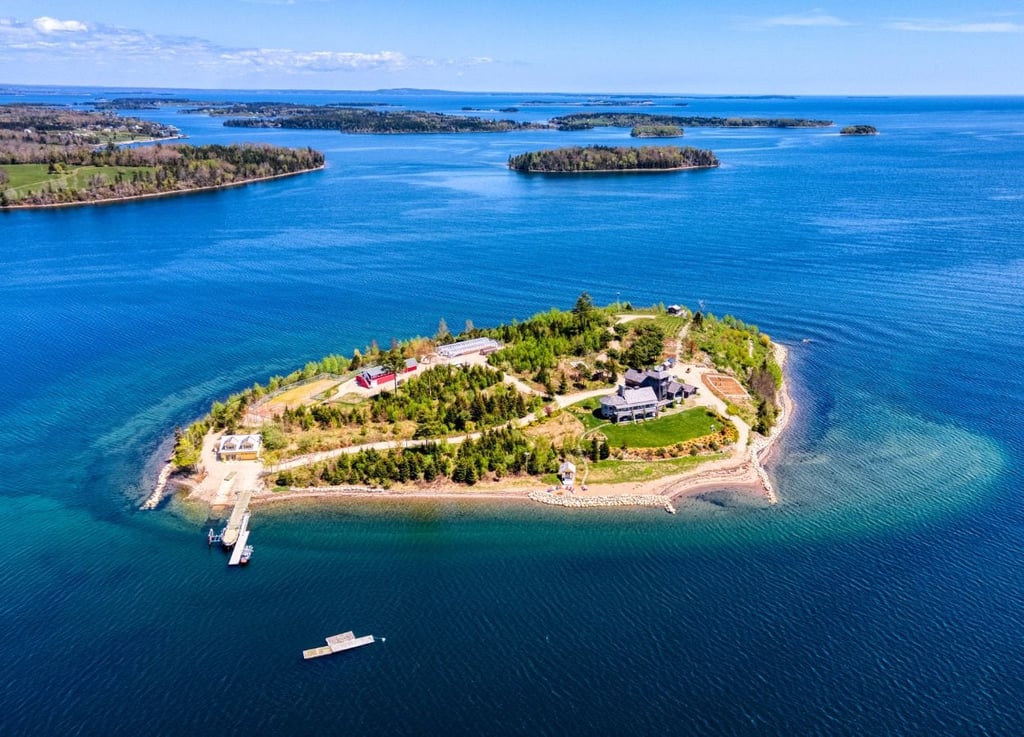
[2,1,1023,93]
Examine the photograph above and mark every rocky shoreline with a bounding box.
[528,490,676,514]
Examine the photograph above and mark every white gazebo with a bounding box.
[558,460,576,488]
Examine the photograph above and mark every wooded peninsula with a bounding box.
[0,104,324,208]
[507,145,719,173]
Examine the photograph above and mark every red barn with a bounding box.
[356,358,418,388]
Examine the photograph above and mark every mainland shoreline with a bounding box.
[1,164,325,212]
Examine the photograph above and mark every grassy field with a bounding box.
[582,453,725,484]
[2,163,155,199]
[599,407,721,448]
[263,378,340,410]
[649,313,688,336]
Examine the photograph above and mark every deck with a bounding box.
[227,513,251,565]
[302,631,376,660]
[221,487,253,547]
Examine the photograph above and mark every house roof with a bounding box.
[622,386,658,405]
[404,357,418,369]
[624,368,646,385]
[436,337,502,358]
[362,365,391,380]
[602,385,659,409]
[218,434,262,452]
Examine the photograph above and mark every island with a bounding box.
[149,295,791,515]
[840,125,878,135]
[631,124,684,138]
[183,102,547,134]
[550,113,833,130]
[507,145,718,173]
[0,104,325,209]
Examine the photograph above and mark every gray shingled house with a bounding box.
[600,366,698,422]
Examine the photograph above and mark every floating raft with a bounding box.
[302,631,376,660]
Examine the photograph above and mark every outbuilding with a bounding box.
[217,434,263,461]
[356,358,418,388]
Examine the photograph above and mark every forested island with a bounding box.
[840,125,878,135]
[203,106,830,135]
[507,145,718,173]
[631,124,684,138]
[163,296,788,510]
[550,113,833,130]
[0,104,324,208]
[186,102,546,134]
[86,97,193,111]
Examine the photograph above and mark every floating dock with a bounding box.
[302,631,376,660]
[221,487,253,548]
[227,513,251,565]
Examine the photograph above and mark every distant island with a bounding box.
[550,113,832,130]
[171,103,830,136]
[518,99,657,107]
[508,145,718,173]
[0,104,324,209]
[86,97,194,110]
[153,296,790,513]
[840,125,878,135]
[184,102,546,134]
[631,124,684,138]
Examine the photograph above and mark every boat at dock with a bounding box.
[239,544,253,565]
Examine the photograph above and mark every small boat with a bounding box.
[239,544,253,565]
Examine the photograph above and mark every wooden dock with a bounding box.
[227,513,251,565]
[221,487,253,548]
[302,631,376,660]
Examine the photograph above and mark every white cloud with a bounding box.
[32,16,88,33]
[755,10,852,28]
[0,16,489,76]
[886,19,1024,33]
[217,48,409,72]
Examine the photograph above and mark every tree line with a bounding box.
[689,312,783,434]
[276,364,542,438]
[484,294,614,377]
[273,426,561,488]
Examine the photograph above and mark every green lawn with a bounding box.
[599,407,721,448]
[566,397,606,430]
[2,163,156,199]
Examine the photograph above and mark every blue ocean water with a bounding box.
[1,88,1023,735]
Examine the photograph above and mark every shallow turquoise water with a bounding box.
[1,90,1022,735]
